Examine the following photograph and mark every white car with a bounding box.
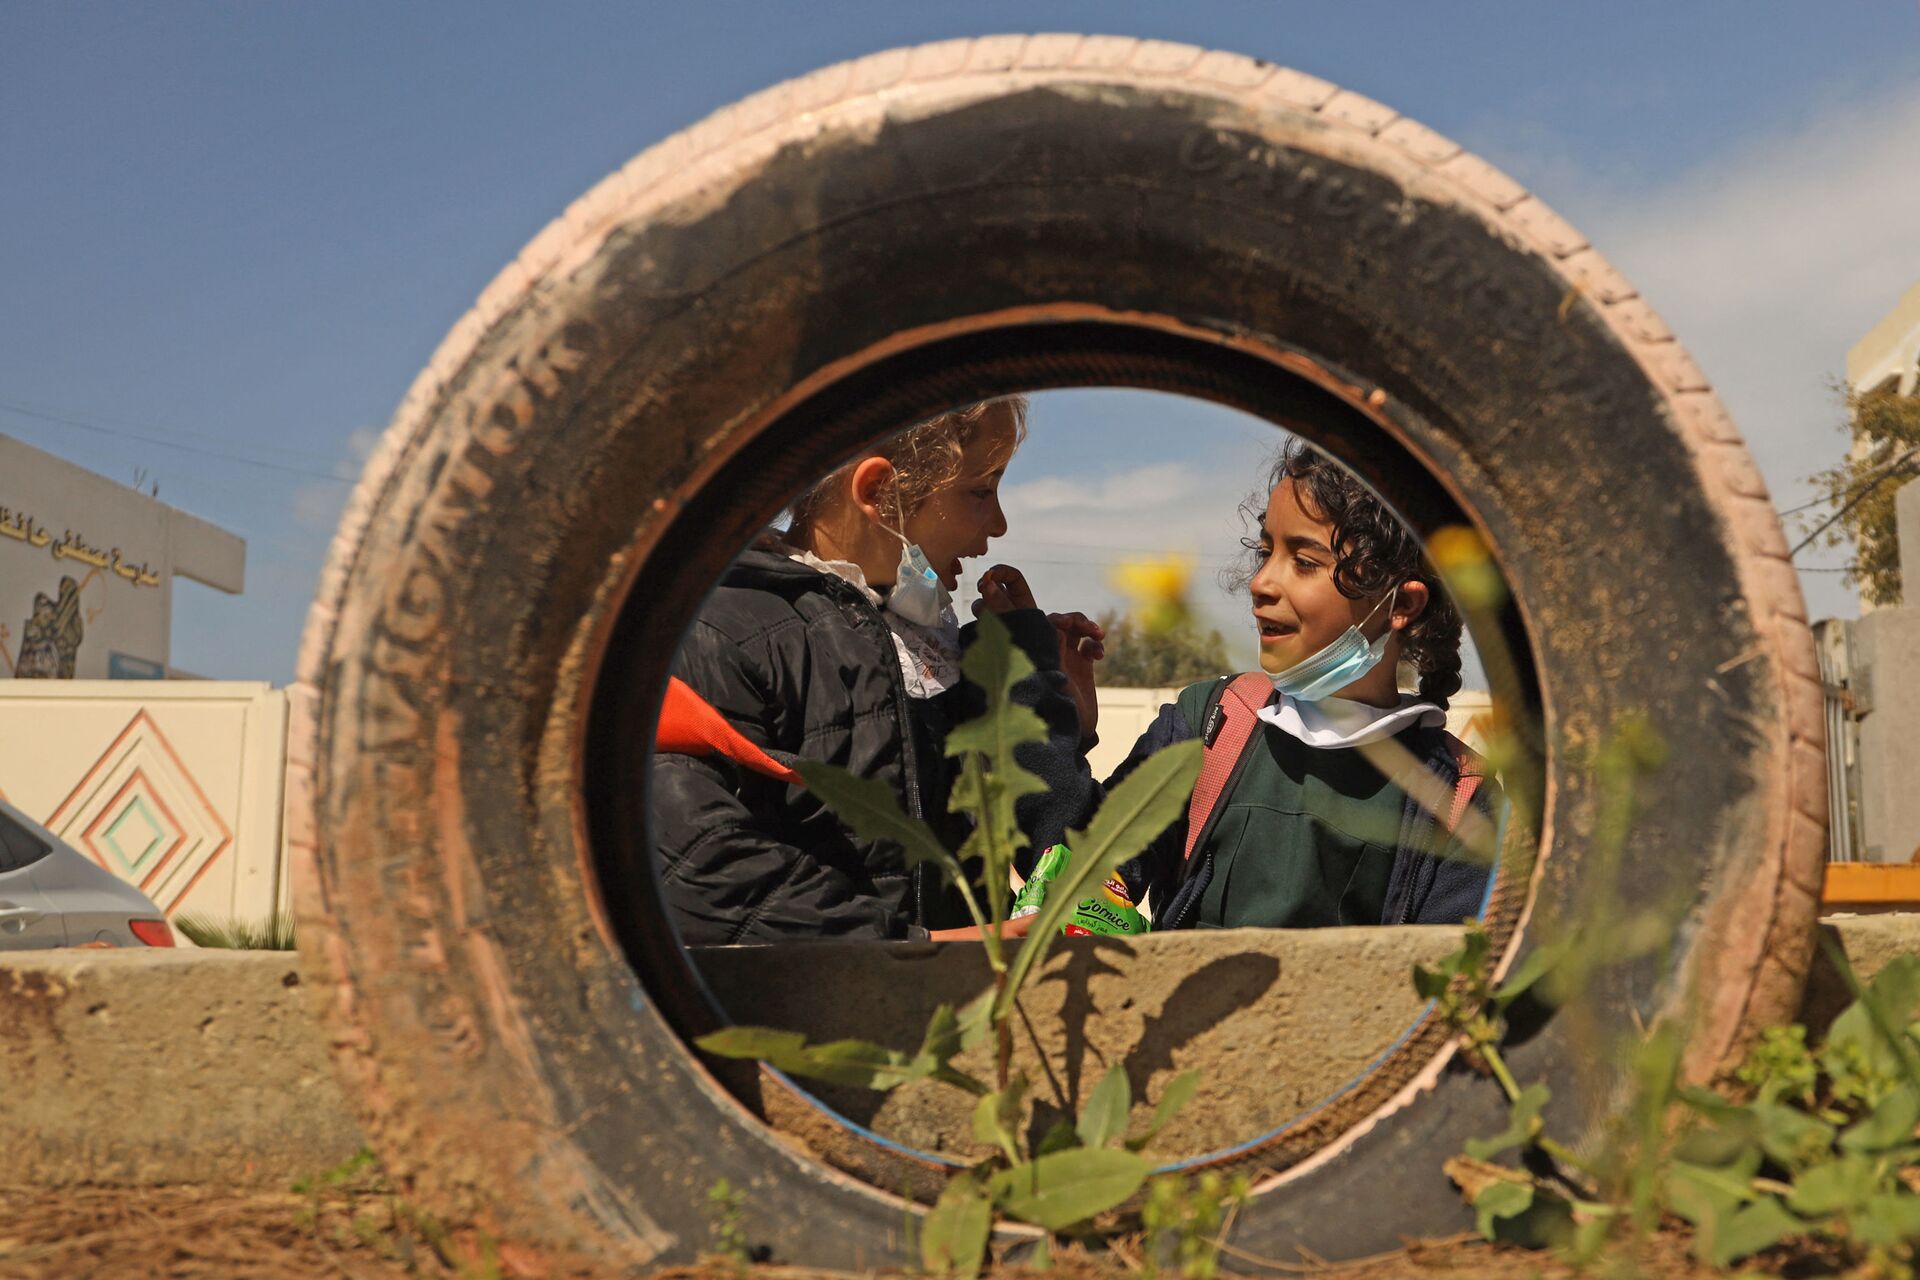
[0,796,175,949]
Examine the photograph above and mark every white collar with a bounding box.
[782,544,962,699]
[784,545,882,605]
[1256,693,1445,748]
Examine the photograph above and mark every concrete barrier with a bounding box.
[0,948,359,1187]
[1800,912,1920,1034]
[4,915,1916,1189]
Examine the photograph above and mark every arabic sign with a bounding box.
[0,505,162,587]
[0,449,176,680]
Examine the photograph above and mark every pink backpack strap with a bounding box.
[1182,673,1274,861]
[1442,732,1488,835]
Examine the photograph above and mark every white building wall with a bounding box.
[0,681,288,922]
[1839,482,1920,863]
[1847,279,1920,398]
[1088,685,1496,780]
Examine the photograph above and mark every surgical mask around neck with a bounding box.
[1264,588,1397,702]
[885,527,950,628]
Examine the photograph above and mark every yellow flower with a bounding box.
[1426,525,1506,612]
[1110,554,1194,636]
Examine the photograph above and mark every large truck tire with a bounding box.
[289,36,1826,1269]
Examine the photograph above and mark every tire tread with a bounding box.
[289,33,1827,1258]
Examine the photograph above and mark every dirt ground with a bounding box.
[0,1184,1763,1280]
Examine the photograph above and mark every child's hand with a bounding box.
[973,564,1038,614]
[973,567,1102,744]
[1049,611,1104,746]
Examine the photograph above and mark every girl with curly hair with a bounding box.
[1109,441,1498,931]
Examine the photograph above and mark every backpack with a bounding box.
[1182,673,1487,862]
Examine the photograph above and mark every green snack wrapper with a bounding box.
[1010,844,1070,918]
[1063,876,1149,937]
[1008,844,1148,935]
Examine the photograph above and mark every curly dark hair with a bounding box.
[1234,441,1465,708]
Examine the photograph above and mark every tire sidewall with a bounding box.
[299,67,1810,1266]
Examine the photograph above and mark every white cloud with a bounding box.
[995,85,1920,645]
[1538,84,1920,620]
[291,425,380,535]
[1000,462,1210,516]
[960,452,1270,648]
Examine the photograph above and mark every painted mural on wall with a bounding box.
[13,576,85,678]
[3,434,246,682]
[1,501,165,680]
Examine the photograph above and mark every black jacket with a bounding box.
[652,547,1091,944]
[1112,678,1500,930]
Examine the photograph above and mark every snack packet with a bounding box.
[1008,844,1148,935]
[1063,875,1149,936]
[1010,844,1070,918]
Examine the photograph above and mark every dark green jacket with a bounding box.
[1113,678,1499,930]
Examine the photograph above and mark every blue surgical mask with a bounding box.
[886,531,950,628]
[1265,588,1398,702]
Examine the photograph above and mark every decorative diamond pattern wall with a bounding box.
[97,789,174,873]
[45,711,232,913]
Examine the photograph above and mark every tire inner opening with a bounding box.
[583,320,1545,1195]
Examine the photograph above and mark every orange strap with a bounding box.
[655,676,803,786]
[1183,673,1274,861]
[1444,736,1486,834]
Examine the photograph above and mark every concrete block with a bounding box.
[1802,913,1920,1035]
[0,949,361,1187]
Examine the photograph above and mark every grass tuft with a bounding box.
[173,910,297,950]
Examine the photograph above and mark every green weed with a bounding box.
[1427,726,1920,1277]
[697,612,1205,1275]
[706,1177,752,1270]
[1140,1171,1250,1280]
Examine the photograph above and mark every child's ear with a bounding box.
[848,457,898,525]
[1392,581,1430,630]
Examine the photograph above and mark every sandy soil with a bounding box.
[0,1184,1775,1280]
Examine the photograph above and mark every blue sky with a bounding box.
[4,4,1918,680]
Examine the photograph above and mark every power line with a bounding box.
[1778,494,1835,517]
[0,394,344,464]
[1000,542,1244,564]
[987,556,1243,574]
[1789,444,1920,559]
[0,398,352,484]
[1779,442,1920,517]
